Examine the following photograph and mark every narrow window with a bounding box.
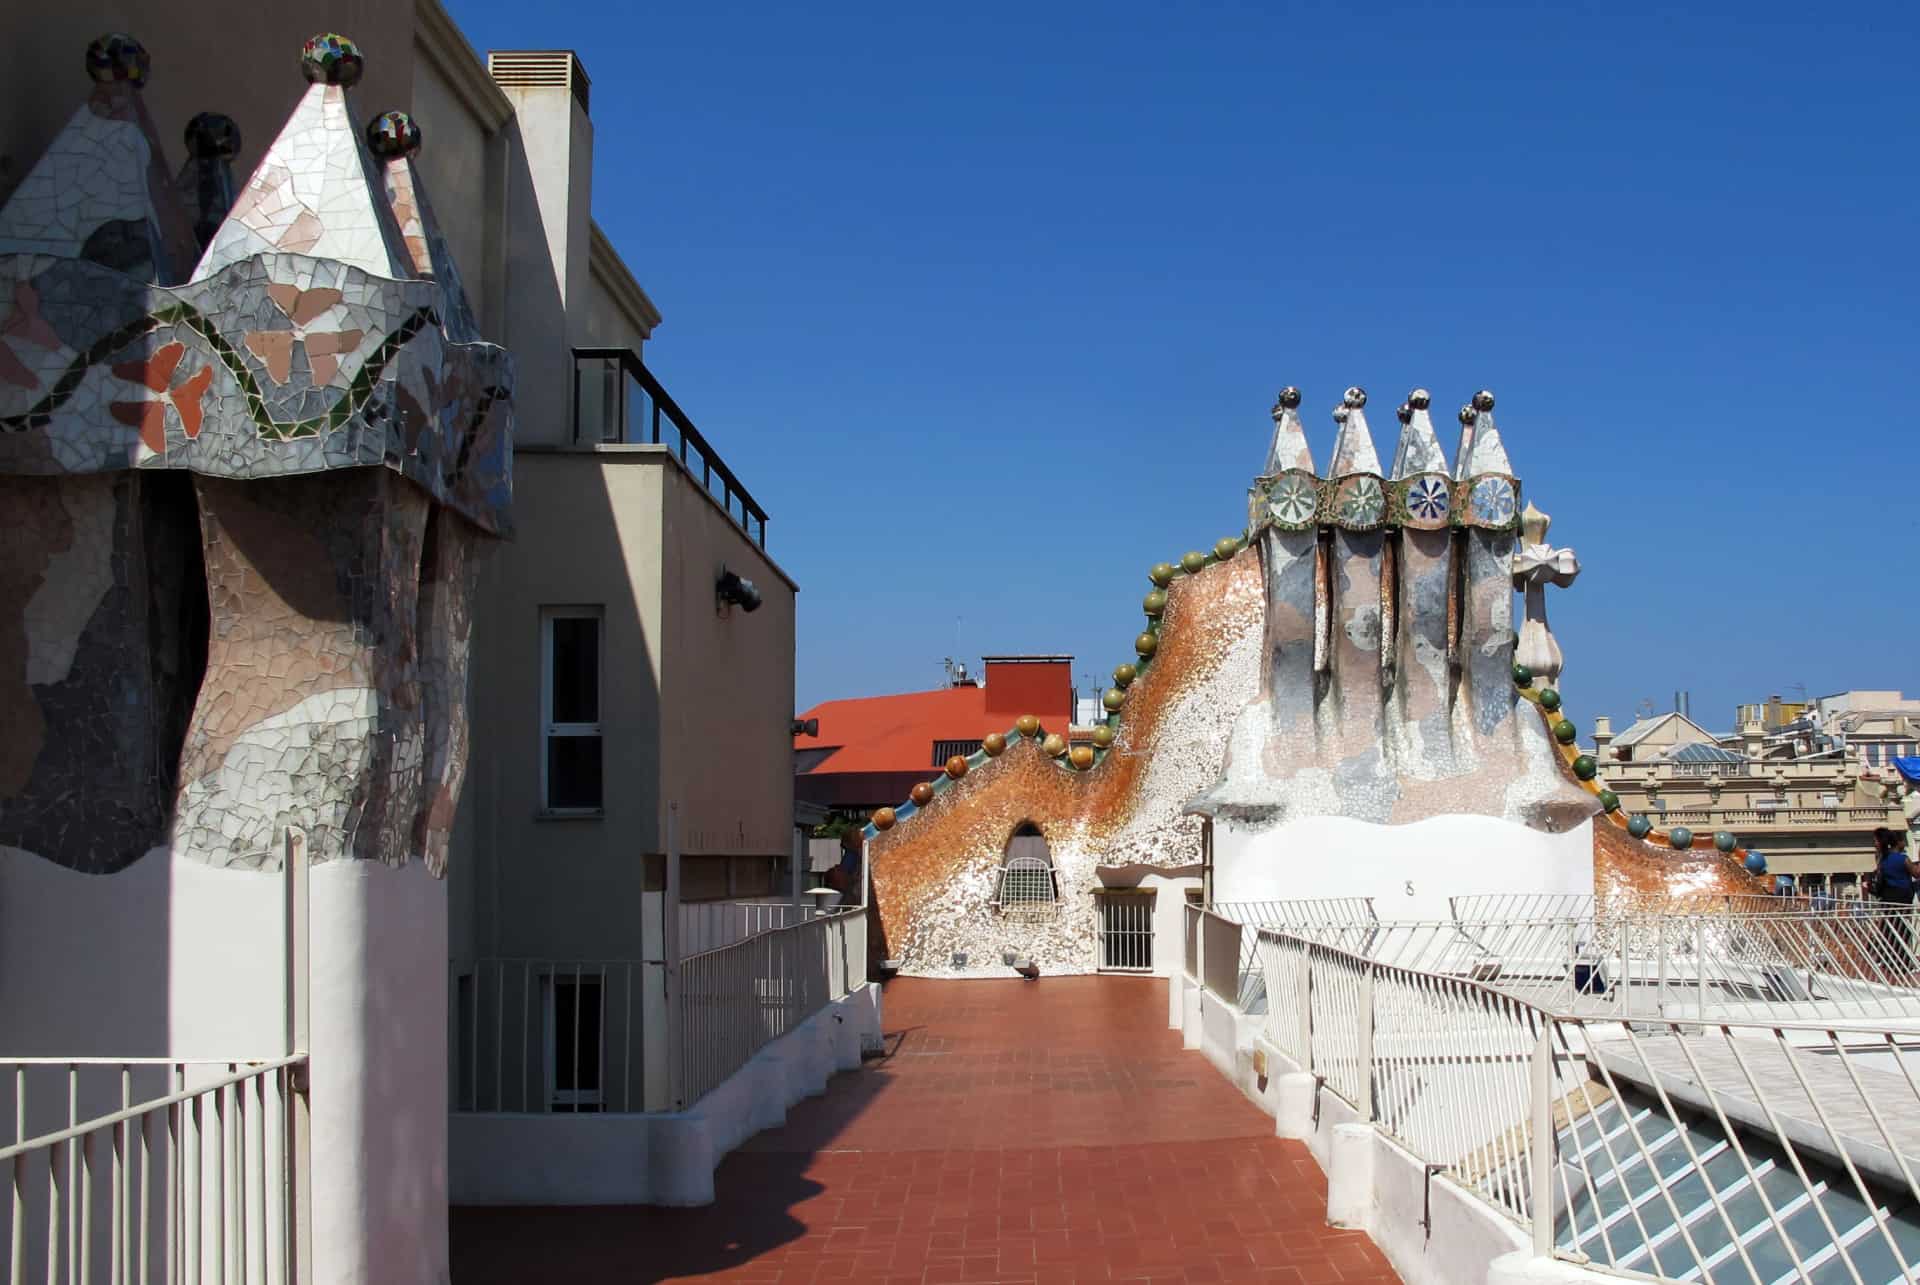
[542,607,603,812]
[999,822,1057,911]
[544,972,604,1112]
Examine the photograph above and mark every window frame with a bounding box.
[540,606,605,815]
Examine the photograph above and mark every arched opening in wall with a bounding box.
[998,821,1056,914]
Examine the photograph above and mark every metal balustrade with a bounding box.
[571,349,769,548]
[450,959,649,1114]
[678,901,806,957]
[3,1057,309,1285]
[677,909,865,1109]
[1228,918,1920,1283]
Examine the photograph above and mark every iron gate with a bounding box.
[1096,892,1155,971]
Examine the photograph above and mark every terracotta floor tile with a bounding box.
[450,977,1399,1284]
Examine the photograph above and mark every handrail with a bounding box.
[571,347,769,549]
[1245,923,1920,1281]
[0,1055,305,1160]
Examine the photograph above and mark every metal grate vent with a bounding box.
[487,51,591,113]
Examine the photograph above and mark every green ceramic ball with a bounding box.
[1714,831,1738,853]
[1597,789,1620,813]
[1572,755,1596,781]
[1149,563,1175,588]
[1143,590,1167,618]
[1538,688,1562,712]
[1213,537,1239,561]
[1135,631,1158,658]
[1668,826,1694,850]
[1628,815,1653,839]
[1113,663,1136,688]
[1102,687,1126,712]
[1512,663,1533,687]
[1553,719,1578,744]
[1180,551,1207,575]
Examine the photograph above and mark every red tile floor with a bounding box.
[450,975,1400,1283]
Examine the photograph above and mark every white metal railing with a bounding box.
[1274,905,1920,1025]
[1248,926,1920,1282]
[1207,897,1377,1009]
[677,909,865,1109]
[677,900,807,957]
[450,958,649,1114]
[3,1057,308,1285]
[4,827,311,1285]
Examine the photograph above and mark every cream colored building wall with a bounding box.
[658,461,798,861]
[408,47,502,329]
[463,451,667,960]
[2,3,418,214]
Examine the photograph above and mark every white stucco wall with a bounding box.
[0,847,448,1284]
[1211,814,1595,921]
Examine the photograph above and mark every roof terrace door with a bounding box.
[1096,891,1155,972]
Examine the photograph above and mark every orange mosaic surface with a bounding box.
[870,552,1261,968]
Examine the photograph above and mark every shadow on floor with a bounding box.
[451,1021,905,1283]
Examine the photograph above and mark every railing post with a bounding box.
[665,805,685,1110]
[1358,961,1375,1121]
[282,826,311,1285]
[1529,1021,1554,1257]
[1695,916,1708,1019]
[1197,911,1207,994]
[1299,941,1314,1068]
[1657,915,1669,1014]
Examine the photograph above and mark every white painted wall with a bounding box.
[1139,873,1202,978]
[0,847,448,1284]
[1211,814,1595,921]
[309,859,449,1285]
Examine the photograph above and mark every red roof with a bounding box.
[796,672,1073,778]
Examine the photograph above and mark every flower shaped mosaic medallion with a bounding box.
[1406,475,1450,522]
[1336,476,1386,527]
[1266,473,1318,526]
[1470,476,1517,526]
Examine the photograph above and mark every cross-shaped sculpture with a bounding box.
[1511,502,1579,686]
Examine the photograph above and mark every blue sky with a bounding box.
[452,0,1918,732]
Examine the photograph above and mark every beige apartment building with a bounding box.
[6,0,802,1141]
[1591,691,1916,891]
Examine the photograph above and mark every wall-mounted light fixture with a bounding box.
[792,717,819,737]
[716,567,762,614]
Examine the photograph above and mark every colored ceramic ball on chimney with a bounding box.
[1180,551,1207,575]
[982,733,1006,757]
[944,756,968,780]
[910,782,935,807]
[1091,725,1114,749]
[1014,714,1040,738]
[1143,590,1167,618]
[1102,688,1126,713]
[1714,831,1738,853]
[1213,537,1239,561]
[1113,663,1137,688]
[1135,631,1158,658]
[871,807,895,831]
[1041,733,1067,758]
[1149,563,1175,588]
[1668,826,1694,850]
[1627,815,1653,840]
[1068,745,1096,770]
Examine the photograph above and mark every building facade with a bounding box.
[1590,696,1910,891]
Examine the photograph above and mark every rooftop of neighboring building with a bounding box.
[794,656,1074,778]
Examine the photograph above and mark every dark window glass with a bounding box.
[547,735,603,810]
[549,617,599,724]
[552,977,603,1108]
